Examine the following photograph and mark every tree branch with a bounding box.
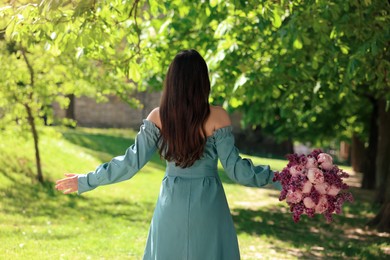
[114,0,142,66]
[20,48,35,92]
[128,0,141,21]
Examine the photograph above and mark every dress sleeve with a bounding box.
[214,126,282,190]
[77,119,160,195]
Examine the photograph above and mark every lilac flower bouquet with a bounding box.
[273,149,354,223]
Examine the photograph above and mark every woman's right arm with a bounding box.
[78,119,160,194]
[56,110,161,195]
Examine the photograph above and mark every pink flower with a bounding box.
[315,182,330,195]
[315,195,329,214]
[273,149,353,223]
[327,185,341,196]
[318,153,332,163]
[286,190,303,204]
[307,168,324,184]
[321,162,333,170]
[303,197,316,209]
[318,153,333,170]
[302,181,313,194]
[305,157,318,169]
[290,165,304,176]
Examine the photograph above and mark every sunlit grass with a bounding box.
[0,127,388,259]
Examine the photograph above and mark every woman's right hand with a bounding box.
[55,173,78,194]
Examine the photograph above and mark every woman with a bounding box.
[56,49,281,260]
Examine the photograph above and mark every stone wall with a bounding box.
[54,92,161,128]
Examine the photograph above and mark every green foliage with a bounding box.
[198,0,390,143]
[0,0,154,132]
[2,0,388,143]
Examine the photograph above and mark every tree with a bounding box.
[0,0,149,182]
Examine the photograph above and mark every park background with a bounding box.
[0,0,389,259]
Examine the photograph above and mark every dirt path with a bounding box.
[345,170,362,188]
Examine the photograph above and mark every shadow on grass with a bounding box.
[62,131,166,169]
[1,170,388,258]
[0,180,155,226]
[232,188,388,259]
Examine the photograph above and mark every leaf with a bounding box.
[293,38,303,49]
[312,60,319,69]
[75,47,84,59]
[0,5,12,14]
[44,42,51,51]
[129,64,141,82]
[178,5,190,17]
[205,7,211,17]
[233,74,248,92]
[50,32,57,40]
[210,0,219,8]
[158,19,171,34]
[229,97,243,108]
[149,1,159,17]
[313,82,321,93]
[215,19,233,37]
[339,44,349,54]
[272,88,281,99]
[272,9,282,28]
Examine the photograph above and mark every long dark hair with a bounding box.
[159,49,211,168]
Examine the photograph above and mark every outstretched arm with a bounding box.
[56,119,160,195]
[215,127,276,188]
[212,108,281,189]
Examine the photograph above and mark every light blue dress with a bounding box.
[78,120,281,260]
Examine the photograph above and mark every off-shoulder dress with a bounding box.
[77,120,280,260]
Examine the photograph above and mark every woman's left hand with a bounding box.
[55,173,78,194]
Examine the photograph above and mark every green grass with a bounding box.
[0,127,389,259]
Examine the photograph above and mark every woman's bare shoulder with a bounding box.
[146,107,162,129]
[208,106,232,130]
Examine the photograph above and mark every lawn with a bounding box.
[0,126,389,259]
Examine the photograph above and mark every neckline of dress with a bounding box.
[143,119,232,140]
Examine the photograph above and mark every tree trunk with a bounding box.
[368,98,390,232]
[339,141,350,163]
[20,49,43,183]
[374,99,390,203]
[25,104,44,183]
[368,166,390,232]
[351,134,367,173]
[65,94,75,120]
[283,138,294,154]
[361,98,378,189]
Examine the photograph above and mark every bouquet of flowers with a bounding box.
[273,149,354,223]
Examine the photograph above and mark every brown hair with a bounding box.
[159,50,211,168]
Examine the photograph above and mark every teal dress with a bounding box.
[78,120,280,260]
